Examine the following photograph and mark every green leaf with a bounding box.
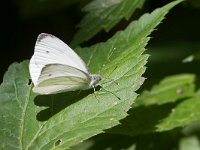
[109,74,199,136]
[182,120,200,135]
[0,0,182,149]
[71,133,137,150]
[136,74,196,106]
[71,129,181,150]
[182,51,200,63]
[179,136,200,150]
[157,91,200,132]
[76,0,183,74]
[0,61,39,150]
[71,0,145,46]
[0,46,142,149]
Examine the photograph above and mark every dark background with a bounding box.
[1,0,200,87]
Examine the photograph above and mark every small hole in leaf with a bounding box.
[176,88,184,94]
[28,79,32,85]
[48,74,52,77]
[55,139,62,147]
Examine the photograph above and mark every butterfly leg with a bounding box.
[98,85,121,100]
[93,85,100,102]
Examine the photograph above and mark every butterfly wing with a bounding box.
[33,64,91,94]
[29,33,89,86]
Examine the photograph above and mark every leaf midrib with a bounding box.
[19,85,32,150]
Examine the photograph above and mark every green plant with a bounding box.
[1,0,200,150]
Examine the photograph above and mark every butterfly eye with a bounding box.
[46,51,49,53]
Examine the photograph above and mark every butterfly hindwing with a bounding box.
[33,77,90,94]
[33,64,91,94]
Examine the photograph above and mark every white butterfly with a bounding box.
[29,33,102,95]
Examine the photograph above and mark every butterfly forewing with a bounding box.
[29,33,89,86]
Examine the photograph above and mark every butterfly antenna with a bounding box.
[102,77,119,86]
[99,85,121,100]
[99,48,117,73]
[108,47,117,61]
[92,85,100,102]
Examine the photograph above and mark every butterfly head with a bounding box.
[89,74,102,87]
